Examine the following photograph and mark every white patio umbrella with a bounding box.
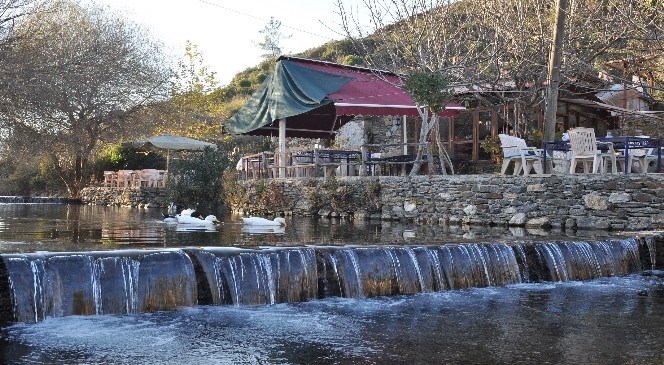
[130,134,217,170]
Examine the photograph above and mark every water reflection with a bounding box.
[241,225,286,235]
[0,204,643,254]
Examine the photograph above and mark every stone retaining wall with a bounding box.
[80,187,169,208]
[233,174,664,231]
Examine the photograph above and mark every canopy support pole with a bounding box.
[279,118,287,178]
[402,115,408,155]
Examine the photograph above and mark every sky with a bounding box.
[99,0,365,86]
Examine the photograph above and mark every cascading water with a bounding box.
[187,247,319,306]
[0,238,654,325]
[1,250,197,323]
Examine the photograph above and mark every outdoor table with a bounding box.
[283,149,362,178]
[314,149,362,177]
[543,136,662,174]
[365,154,436,176]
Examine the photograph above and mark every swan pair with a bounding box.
[241,216,286,226]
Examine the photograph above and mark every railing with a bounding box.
[543,136,662,174]
[237,143,438,180]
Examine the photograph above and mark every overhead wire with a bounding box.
[194,0,336,40]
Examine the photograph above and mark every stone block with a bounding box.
[583,193,608,210]
[509,213,527,226]
[526,184,546,192]
[632,193,654,203]
[525,217,551,228]
[576,216,611,230]
[608,192,630,204]
[565,218,577,229]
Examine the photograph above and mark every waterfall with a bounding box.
[534,239,641,282]
[186,247,319,306]
[0,238,655,325]
[2,250,196,323]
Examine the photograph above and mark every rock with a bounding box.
[565,218,577,229]
[439,192,453,201]
[608,192,630,204]
[526,184,546,192]
[404,200,417,212]
[504,207,517,215]
[509,213,527,226]
[463,204,477,216]
[642,270,664,278]
[449,216,462,225]
[525,217,551,228]
[576,217,611,230]
[583,193,608,211]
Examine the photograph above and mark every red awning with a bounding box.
[226,56,465,139]
[284,57,464,117]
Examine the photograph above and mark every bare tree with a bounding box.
[0,0,171,196]
[0,0,39,112]
[337,0,663,145]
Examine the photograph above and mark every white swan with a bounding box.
[171,208,219,227]
[178,214,219,226]
[241,217,286,226]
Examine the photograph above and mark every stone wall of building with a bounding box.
[619,115,663,139]
[233,174,664,231]
[80,187,169,208]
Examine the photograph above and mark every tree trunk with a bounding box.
[543,0,568,142]
[410,107,433,176]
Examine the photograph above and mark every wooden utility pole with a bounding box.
[543,0,568,142]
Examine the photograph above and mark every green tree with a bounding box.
[167,147,229,212]
[257,17,291,60]
[145,41,222,140]
[404,70,455,175]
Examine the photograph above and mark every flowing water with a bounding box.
[0,203,662,364]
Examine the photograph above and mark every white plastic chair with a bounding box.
[628,136,655,173]
[568,128,616,174]
[498,134,543,176]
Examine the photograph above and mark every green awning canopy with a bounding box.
[224,60,352,135]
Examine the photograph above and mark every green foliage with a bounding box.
[304,177,381,214]
[92,144,166,178]
[531,129,543,148]
[339,55,363,66]
[404,71,453,113]
[480,135,502,165]
[221,170,247,208]
[152,42,221,140]
[0,156,66,196]
[102,145,124,165]
[166,147,230,212]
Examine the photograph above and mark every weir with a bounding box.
[0,238,660,325]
